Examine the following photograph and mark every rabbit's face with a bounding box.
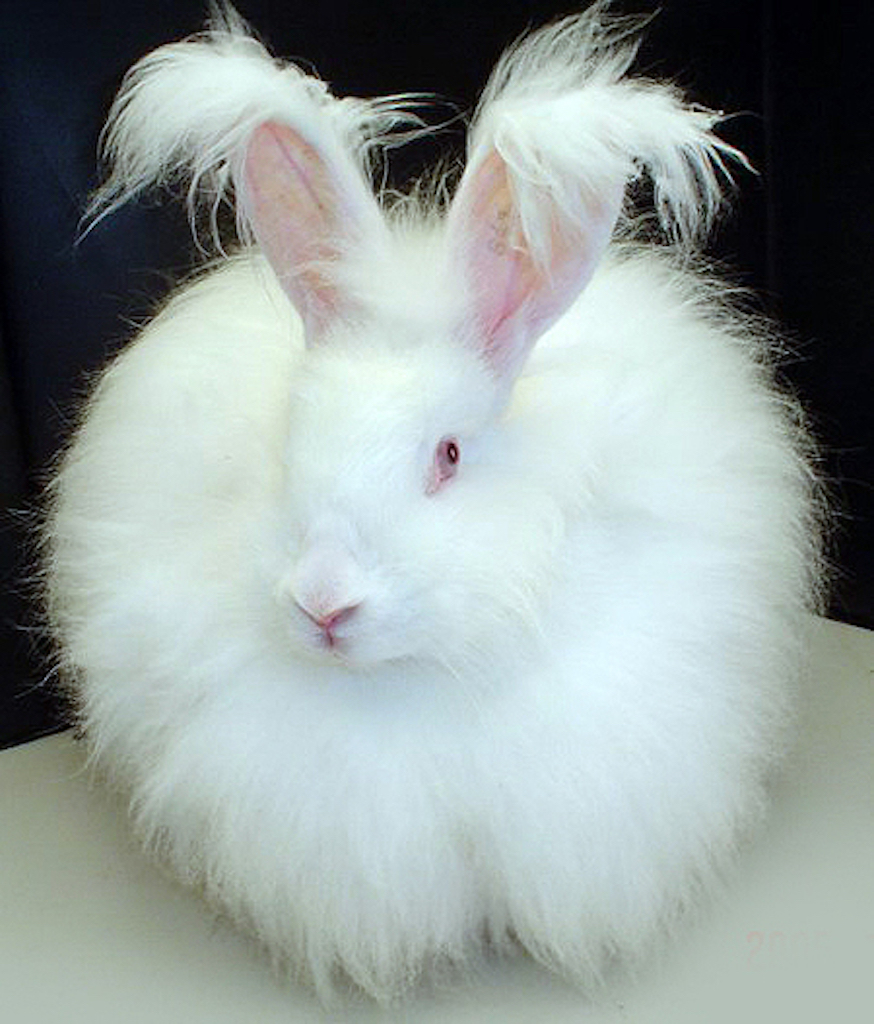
[269,331,563,675]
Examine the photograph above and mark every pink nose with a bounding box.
[298,602,359,634]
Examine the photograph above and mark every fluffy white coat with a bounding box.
[45,2,823,1002]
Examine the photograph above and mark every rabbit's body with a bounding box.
[45,4,822,1002]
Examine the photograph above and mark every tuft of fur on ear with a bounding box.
[83,3,419,251]
[467,2,749,259]
[444,2,752,382]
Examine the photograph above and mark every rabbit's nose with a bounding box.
[298,602,359,633]
[296,598,360,634]
[289,532,368,640]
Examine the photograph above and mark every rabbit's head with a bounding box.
[244,117,567,674]
[86,4,744,676]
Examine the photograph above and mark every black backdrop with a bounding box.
[1,1,872,748]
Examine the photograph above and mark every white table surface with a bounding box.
[2,616,872,1023]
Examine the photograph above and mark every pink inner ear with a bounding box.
[461,153,541,351]
[451,148,623,381]
[243,122,346,337]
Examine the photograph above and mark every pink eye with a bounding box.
[442,439,460,467]
[428,436,461,494]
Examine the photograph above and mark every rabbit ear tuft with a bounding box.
[449,3,748,380]
[468,4,747,247]
[82,5,418,334]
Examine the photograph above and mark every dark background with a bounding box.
[1,1,872,748]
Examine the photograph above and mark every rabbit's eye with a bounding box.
[428,437,460,494]
[442,439,460,466]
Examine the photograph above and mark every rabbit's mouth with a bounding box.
[288,602,386,668]
[289,602,423,671]
[309,617,355,660]
[293,614,356,664]
[301,603,359,649]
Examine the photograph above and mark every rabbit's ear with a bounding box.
[242,122,374,340]
[81,11,411,342]
[447,147,621,380]
[448,8,747,382]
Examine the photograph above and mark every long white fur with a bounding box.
[46,1,824,1005]
[86,3,419,249]
[467,5,747,259]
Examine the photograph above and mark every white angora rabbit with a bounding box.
[45,1,824,1003]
